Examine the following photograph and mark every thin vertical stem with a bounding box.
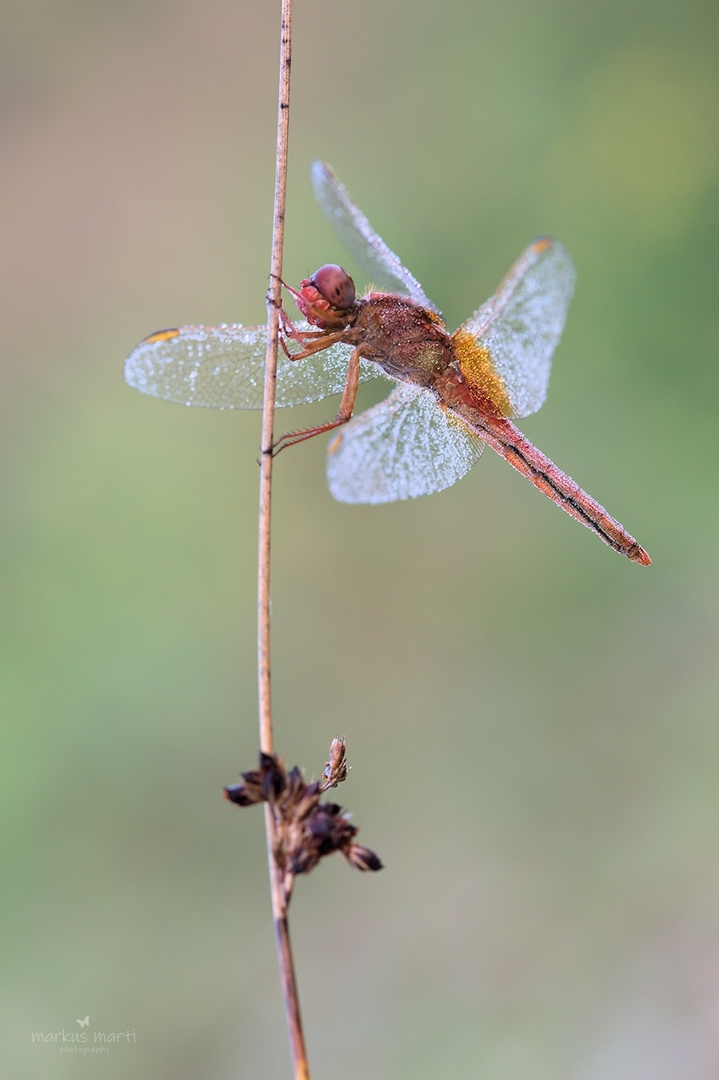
[258,2,310,1079]
[258,7,292,756]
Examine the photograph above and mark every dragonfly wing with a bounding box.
[326,382,485,504]
[460,238,576,419]
[124,323,379,409]
[311,161,439,314]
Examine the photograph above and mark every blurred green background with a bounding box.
[3,0,718,1077]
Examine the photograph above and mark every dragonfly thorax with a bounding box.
[346,294,456,388]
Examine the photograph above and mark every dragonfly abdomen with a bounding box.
[453,406,651,564]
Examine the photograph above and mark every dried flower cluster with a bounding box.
[224,739,382,901]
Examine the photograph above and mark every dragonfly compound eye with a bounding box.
[311,265,356,310]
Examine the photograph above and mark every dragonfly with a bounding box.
[125,161,650,565]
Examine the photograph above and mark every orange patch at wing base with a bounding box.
[451,327,512,416]
[142,328,181,345]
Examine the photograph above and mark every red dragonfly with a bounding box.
[125,162,650,564]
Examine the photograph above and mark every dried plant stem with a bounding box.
[274,910,308,1078]
[258,1,310,1078]
[259,3,291,756]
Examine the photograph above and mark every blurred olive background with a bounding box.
[3,0,719,1077]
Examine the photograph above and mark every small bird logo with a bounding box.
[76,1016,90,1028]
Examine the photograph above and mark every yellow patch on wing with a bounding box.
[142,328,181,345]
[451,327,512,416]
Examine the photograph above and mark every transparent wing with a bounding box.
[460,238,576,419]
[124,323,379,409]
[326,382,485,504]
[311,161,439,314]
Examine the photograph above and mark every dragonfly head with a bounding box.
[286,264,357,328]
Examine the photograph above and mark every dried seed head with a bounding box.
[259,752,287,803]
[223,751,288,806]
[345,844,384,873]
[294,781,322,824]
[223,782,262,806]
[323,736,349,788]
[225,744,382,885]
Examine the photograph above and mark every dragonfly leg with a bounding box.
[280,307,318,342]
[280,326,346,361]
[272,346,362,455]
